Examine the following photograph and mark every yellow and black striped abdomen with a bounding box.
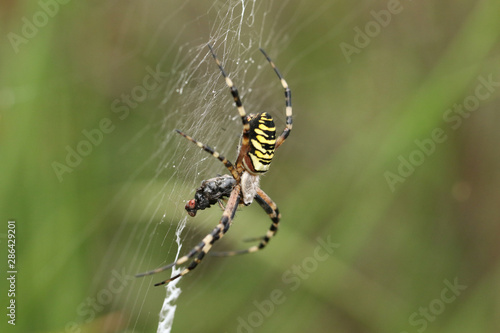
[243,112,276,174]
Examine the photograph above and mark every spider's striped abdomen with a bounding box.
[243,112,276,174]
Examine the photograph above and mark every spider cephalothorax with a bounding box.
[184,112,276,216]
[137,44,292,286]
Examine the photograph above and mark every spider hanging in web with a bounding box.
[136,44,292,286]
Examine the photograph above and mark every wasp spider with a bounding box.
[137,44,292,286]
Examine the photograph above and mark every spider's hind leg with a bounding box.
[207,44,249,129]
[259,48,292,149]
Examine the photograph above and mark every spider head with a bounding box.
[243,112,276,175]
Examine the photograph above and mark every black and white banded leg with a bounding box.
[211,188,280,257]
[136,186,241,285]
[259,48,293,149]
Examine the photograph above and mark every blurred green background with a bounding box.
[1,0,500,332]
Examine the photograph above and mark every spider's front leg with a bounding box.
[136,185,241,286]
[211,188,280,257]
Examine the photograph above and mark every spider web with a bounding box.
[88,1,300,332]
[46,1,500,332]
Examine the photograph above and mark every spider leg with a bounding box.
[207,44,252,170]
[149,185,241,286]
[210,188,280,257]
[259,48,292,149]
[175,129,239,179]
[217,198,226,210]
[207,44,249,131]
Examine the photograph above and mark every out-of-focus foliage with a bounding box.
[1,1,499,332]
